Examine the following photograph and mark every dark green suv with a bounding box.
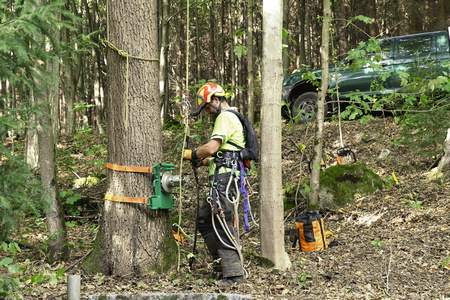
[282,27,450,122]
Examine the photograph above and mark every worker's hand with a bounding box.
[191,149,202,168]
[183,149,193,160]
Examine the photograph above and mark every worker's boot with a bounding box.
[217,248,244,283]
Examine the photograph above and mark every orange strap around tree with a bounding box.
[105,162,152,174]
[104,193,147,204]
[104,163,152,204]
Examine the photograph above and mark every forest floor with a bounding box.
[14,117,450,299]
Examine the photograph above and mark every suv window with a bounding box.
[397,35,433,58]
[435,33,449,54]
[379,40,394,59]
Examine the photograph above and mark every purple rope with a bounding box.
[239,161,250,232]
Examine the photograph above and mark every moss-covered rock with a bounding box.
[284,163,385,211]
[318,163,384,209]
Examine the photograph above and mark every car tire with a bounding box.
[290,91,318,123]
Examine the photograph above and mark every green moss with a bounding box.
[147,233,178,274]
[319,163,384,209]
[81,228,104,274]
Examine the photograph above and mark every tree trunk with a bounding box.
[26,90,39,170]
[36,85,67,261]
[194,7,201,81]
[159,0,169,122]
[247,0,255,124]
[336,0,349,57]
[102,0,173,275]
[260,0,291,271]
[219,0,225,82]
[309,0,331,210]
[62,26,76,136]
[48,44,60,142]
[282,0,290,75]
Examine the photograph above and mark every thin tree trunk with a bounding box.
[282,0,290,75]
[336,0,349,57]
[62,25,75,136]
[102,0,171,275]
[260,0,291,270]
[26,90,39,170]
[48,42,60,142]
[36,86,67,261]
[209,0,217,80]
[309,0,331,210]
[247,0,255,123]
[194,7,201,81]
[220,0,225,82]
[159,0,169,122]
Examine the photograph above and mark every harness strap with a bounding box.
[238,161,250,232]
[226,140,244,150]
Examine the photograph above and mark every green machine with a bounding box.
[149,163,181,210]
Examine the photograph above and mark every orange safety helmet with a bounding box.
[191,82,226,116]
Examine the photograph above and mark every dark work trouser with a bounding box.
[197,172,244,278]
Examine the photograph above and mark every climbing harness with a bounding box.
[205,150,258,278]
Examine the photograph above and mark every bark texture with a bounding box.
[247,0,255,124]
[103,0,171,275]
[37,93,67,262]
[26,90,39,170]
[260,0,291,271]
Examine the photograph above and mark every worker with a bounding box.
[184,82,246,286]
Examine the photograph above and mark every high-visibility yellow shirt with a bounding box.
[208,109,245,176]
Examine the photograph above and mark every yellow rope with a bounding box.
[176,0,191,272]
[101,39,159,129]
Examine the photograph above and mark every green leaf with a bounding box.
[7,263,21,274]
[30,273,47,284]
[352,15,375,24]
[0,257,13,267]
[233,44,247,58]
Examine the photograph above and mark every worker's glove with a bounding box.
[191,150,202,168]
[183,149,193,160]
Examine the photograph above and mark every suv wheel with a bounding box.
[291,92,318,123]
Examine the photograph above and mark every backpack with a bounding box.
[225,109,259,163]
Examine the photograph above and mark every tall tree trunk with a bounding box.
[159,0,169,122]
[62,25,76,136]
[194,7,201,81]
[37,95,67,262]
[309,0,331,210]
[102,0,172,275]
[26,90,39,170]
[336,0,348,57]
[219,0,225,82]
[247,0,255,123]
[34,4,66,261]
[282,0,290,75]
[48,42,60,142]
[260,0,291,270]
[209,0,217,80]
